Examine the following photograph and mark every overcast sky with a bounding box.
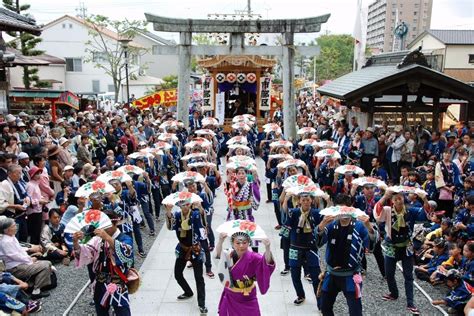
[25,0,474,42]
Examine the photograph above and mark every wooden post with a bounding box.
[401,94,408,127]
[367,97,375,126]
[255,70,261,130]
[51,101,57,123]
[433,96,440,131]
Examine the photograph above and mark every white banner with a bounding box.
[259,76,272,111]
[215,92,225,124]
[202,75,214,111]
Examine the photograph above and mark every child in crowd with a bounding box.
[414,238,449,282]
[432,269,470,315]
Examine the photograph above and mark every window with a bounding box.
[414,11,417,15]
[108,85,115,93]
[65,58,82,72]
[413,27,417,31]
[129,54,138,65]
[92,80,100,93]
[92,52,107,63]
[469,54,474,63]
[152,45,159,55]
[399,11,403,15]
[62,23,66,29]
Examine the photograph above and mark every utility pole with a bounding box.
[15,0,20,13]
[247,0,251,14]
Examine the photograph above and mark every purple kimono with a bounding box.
[217,250,275,316]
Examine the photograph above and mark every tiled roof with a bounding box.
[0,7,41,35]
[6,47,65,65]
[139,31,175,45]
[428,30,474,45]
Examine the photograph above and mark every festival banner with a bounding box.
[131,89,177,110]
[202,75,214,111]
[259,76,272,111]
[215,92,225,124]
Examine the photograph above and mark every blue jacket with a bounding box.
[318,220,371,273]
[445,282,471,309]
[454,208,474,239]
[426,252,449,274]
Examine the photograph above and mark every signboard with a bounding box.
[215,92,225,124]
[58,91,80,110]
[131,89,177,110]
[202,75,214,111]
[259,76,272,111]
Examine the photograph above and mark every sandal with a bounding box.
[27,301,42,313]
[206,271,215,279]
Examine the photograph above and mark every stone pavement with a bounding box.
[131,158,320,315]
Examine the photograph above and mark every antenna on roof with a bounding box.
[75,1,88,19]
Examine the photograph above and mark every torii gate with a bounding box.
[145,13,330,139]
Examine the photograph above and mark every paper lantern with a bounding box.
[236,73,247,83]
[226,72,237,83]
[246,73,256,83]
[215,73,226,83]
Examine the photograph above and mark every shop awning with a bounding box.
[9,91,62,98]
[9,90,80,110]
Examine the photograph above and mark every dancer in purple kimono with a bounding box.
[215,231,275,316]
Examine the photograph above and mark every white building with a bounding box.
[132,31,178,79]
[34,15,174,101]
[7,48,66,90]
[408,29,474,85]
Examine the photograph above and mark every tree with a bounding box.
[160,75,178,89]
[3,0,46,88]
[84,15,147,103]
[191,34,217,73]
[311,34,354,81]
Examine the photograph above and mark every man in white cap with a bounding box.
[17,122,29,143]
[386,126,406,184]
[5,114,16,126]
[17,152,30,182]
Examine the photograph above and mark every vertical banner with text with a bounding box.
[259,76,272,111]
[202,75,214,111]
[215,92,225,124]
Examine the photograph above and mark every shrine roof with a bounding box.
[197,55,276,70]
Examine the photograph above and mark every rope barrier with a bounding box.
[62,280,91,316]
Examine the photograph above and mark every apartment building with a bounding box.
[366,0,433,53]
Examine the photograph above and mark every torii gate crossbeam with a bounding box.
[145,14,330,138]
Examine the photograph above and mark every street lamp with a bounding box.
[118,38,132,106]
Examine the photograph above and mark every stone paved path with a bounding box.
[131,158,444,315]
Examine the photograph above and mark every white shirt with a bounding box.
[0,235,32,270]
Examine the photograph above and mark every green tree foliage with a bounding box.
[3,0,46,88]
[84,15,147,102]
[160,75,178,89]
[191,34,217,73]
[312,34,354,81]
